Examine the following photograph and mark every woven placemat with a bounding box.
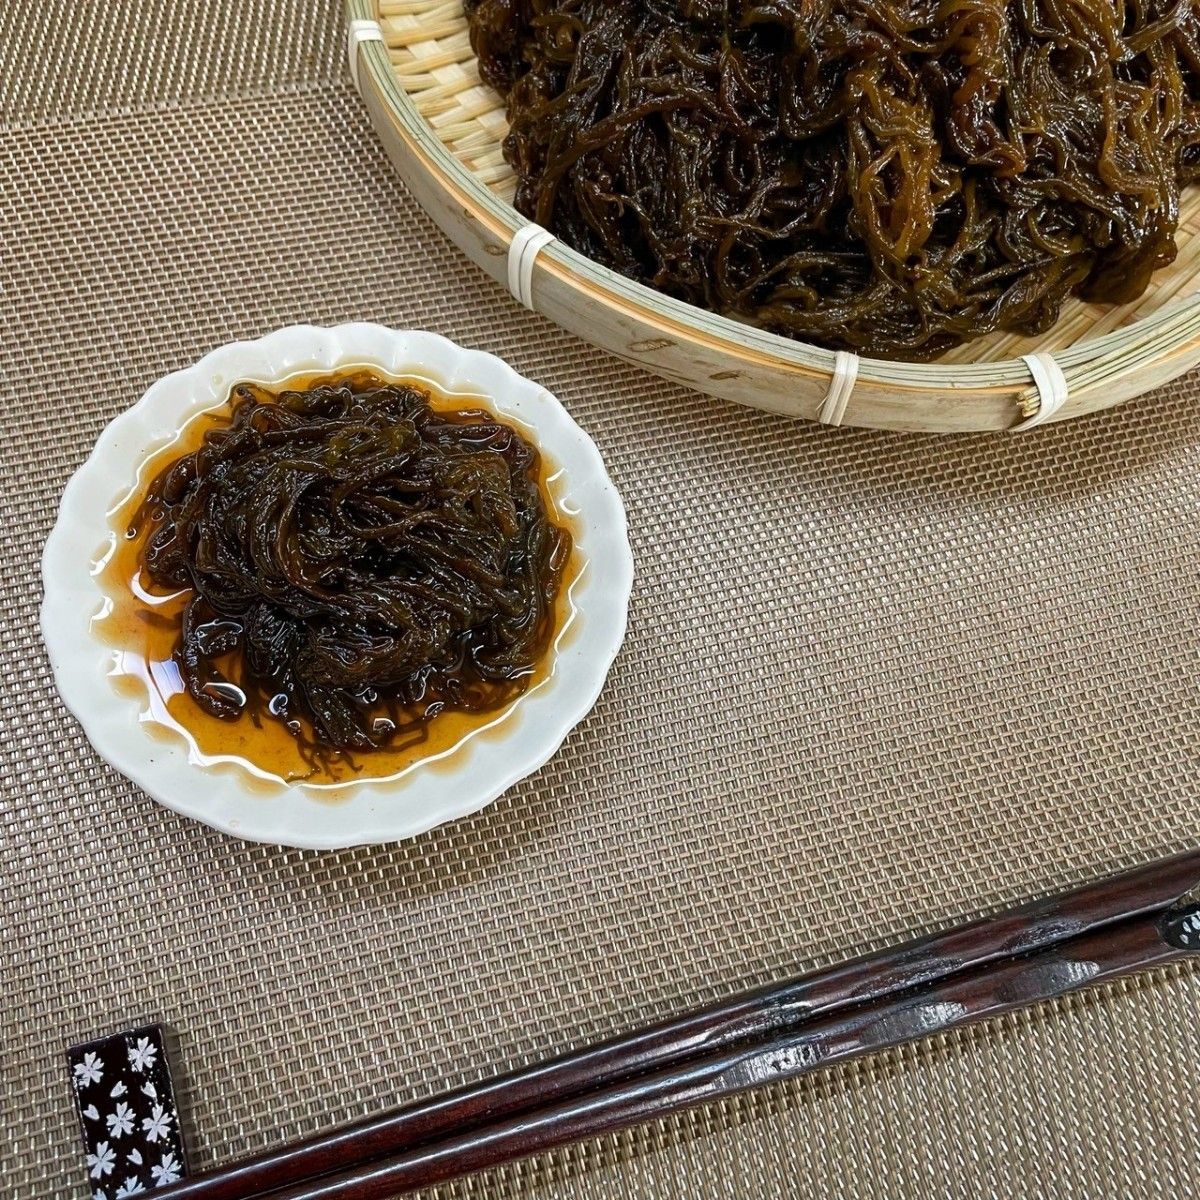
[4,4,1199,1197]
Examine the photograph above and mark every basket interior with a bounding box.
[376,0,1200,366]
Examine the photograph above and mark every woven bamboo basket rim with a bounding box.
[347,0,1200,433]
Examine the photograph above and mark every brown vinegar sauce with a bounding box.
[93,369,583,793]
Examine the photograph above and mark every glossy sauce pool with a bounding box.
[91,369,584,792]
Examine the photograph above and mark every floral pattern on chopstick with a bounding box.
[67,1025,187,1198]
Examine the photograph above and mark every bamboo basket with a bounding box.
[346,0,1200,432]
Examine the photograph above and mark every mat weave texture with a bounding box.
[4,4,1200,1198]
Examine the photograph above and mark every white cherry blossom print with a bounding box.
[150,1152,182,1187]
[141,1104,172,1143]
[75,1052,104,1089]
[87,1141,115,1179]
[105,1102,134,1139]
[128,1038,158,1073]
[72,1027,184,1198]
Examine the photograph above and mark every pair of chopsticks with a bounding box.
[160,849,1200,1200]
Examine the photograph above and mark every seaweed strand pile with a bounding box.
[131,377,571,767]
[466,0,1200,359]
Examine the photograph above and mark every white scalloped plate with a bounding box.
[41,325,632,848]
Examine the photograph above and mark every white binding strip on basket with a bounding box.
[347,18,384,94]
[818,351,860,426]
[508,224,557,310]
[1014,352,1069,431]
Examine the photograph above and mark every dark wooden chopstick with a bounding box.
[158,849,1200,1200]
[260,900,1200,1200]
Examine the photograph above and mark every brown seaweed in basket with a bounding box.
[131,377,571,768]
[466,0,1200,361]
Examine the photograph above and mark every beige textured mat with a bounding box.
[4,3,1199,1197]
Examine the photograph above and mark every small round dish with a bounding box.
[41,324,632,848]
